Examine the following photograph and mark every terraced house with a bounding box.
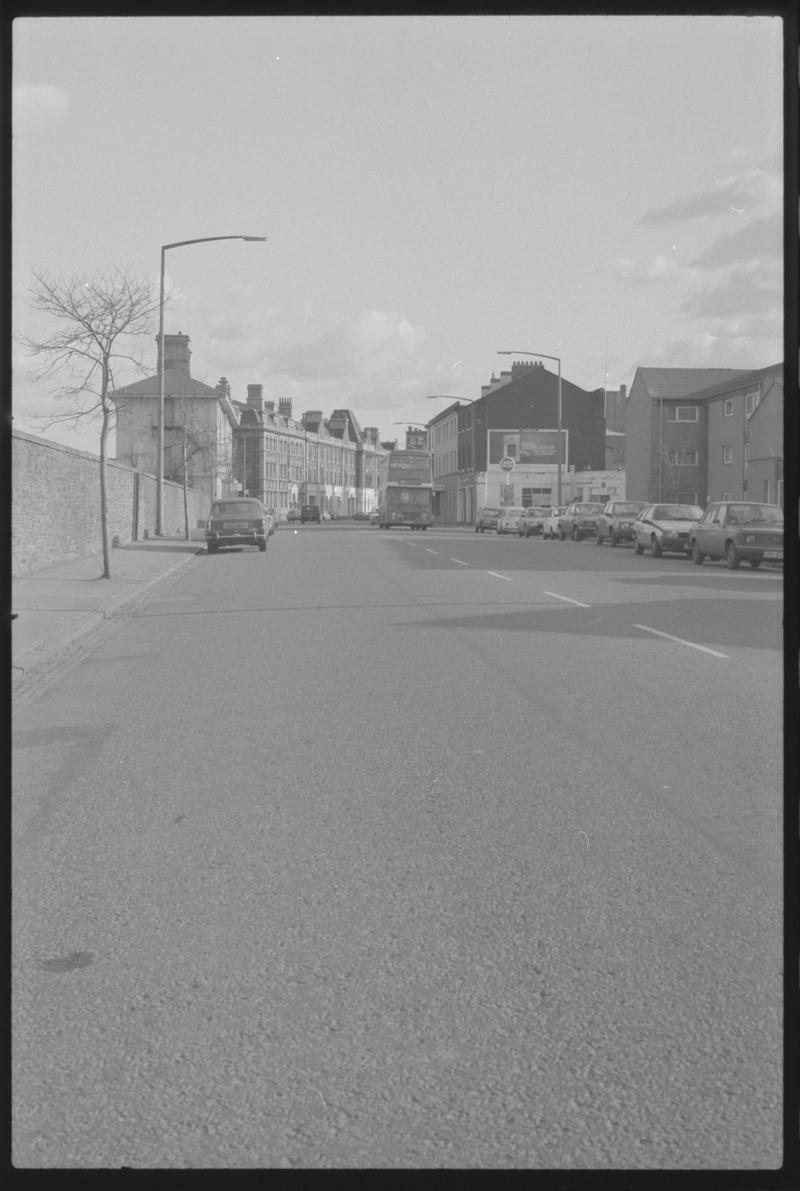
[114,333,386,519]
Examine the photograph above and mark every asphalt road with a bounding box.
[12,524,783,1169]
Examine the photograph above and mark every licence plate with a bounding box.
[223,521,249,530]
[764,550,782,560]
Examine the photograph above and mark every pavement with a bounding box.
[11,534,205,686]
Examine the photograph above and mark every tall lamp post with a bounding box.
[426,395,478,524]
[497,350,562,506]
[156,234,267,536]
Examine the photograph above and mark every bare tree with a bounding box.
[164,397,224,539]
[19,267,161,577]
[660,438,693,501]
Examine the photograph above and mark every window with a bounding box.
[666,449,698,466]
[721,492,731,502]
[744,391,759,416]
[722,444,733,465]
[665,406,699,422]
[723,399,734,417]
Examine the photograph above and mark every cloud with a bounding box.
[608,254,690,284]
[267,308,428,384]
[680,260,782,319]
[13,82,70,132]
[641,168,780,224]
[689,213,782,268]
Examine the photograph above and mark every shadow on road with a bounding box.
[402,597,782,653]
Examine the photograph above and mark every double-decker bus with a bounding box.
[377,448,434,530]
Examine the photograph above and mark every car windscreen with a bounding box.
[612,503,645,515]
[573,505,603,513]
[652,505,702,520]
[726,505,784,527]
[211,503,262,517]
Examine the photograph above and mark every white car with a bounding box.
[496,506,526,535]
[632,503,704,557]
[542,507,566,539]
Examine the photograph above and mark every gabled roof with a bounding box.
[114,369,220,398]
[633,367,748,403]
[680,362,783,403]
[327,408,363,442]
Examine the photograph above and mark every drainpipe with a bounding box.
[657,399,663,501]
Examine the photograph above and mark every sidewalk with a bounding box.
[12,535,205,683]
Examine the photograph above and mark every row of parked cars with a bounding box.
[475,498,784,569]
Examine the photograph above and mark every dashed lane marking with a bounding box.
[542,590,591,608]
[449,558,468,566]
[486,571,512,581]
[425,548,439,555]
[633,623,729,658]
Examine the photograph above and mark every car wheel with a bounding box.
[634,539,644,555]
[207,542,217,554]
[259,541,267,552]
[651,535,662,558]
[558,528,566,541]
[595,530,603,545]
[725,541,741,569]
[691,542,704,565]
[749,559,762,569]
[609,530,618,547]
[572,526,580,541]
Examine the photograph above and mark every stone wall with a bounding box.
[12,430,211,575]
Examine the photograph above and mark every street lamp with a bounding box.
[427,394,478,523]
[156,234,267,536]
[497,350,562,506]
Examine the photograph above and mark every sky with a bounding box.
[12,14,784,455]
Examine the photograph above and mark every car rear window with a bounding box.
[211,502,262,516]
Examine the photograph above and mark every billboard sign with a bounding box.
[488,429,567,466]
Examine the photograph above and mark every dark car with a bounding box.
[301,504,321,523]
[558,502,605,541]
[475,507,502,533]
[689,501,783,569]
[595,500,648,546]
[206,498,269,554]
[287,508,301,523]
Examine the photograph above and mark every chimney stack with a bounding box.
[156,332,191,376]
[247,384,264,411]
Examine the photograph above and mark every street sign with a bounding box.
[499,456,515,471]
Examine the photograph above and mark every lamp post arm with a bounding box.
[155,234,266,536]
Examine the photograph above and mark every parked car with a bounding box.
[475,507,502,533]
[496,506,526,535]
[542,507,566,539]
[301,504,321,523]
[517,506,550,538]
[688,501,783,569]
[595,499,648,546]
[558,502,605,541]
[206,498,269,554]
[368,509,380,525]
[632,503,703,557]
[287,508,301,523]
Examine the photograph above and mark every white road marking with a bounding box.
[449,558,468,566]
[425,548,438,555]
[543,590,591,608]
[633,623,729,658]
[487,571,512,581]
